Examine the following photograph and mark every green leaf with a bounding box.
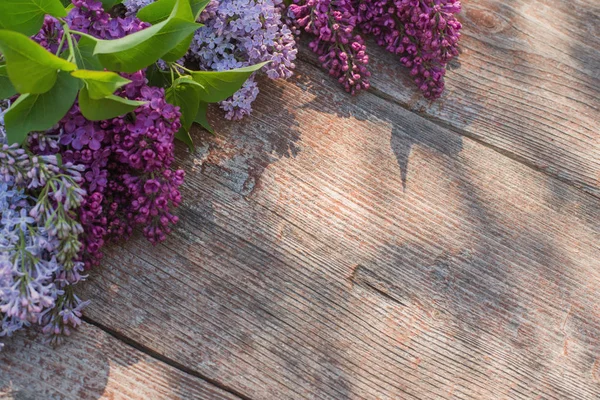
[190,0,211,19]
[166,77,201,130]
[161,33,195,62]
[99,0,122,8]
[0,30,76,94]
[193,101,213,134]
[0,0,66,36]
[71,70,131,99]
[136,0,205,62]
[70,35,103,71]
[166,77,201,149]
[0,65,17,99]
[146,63,173,88]
[191,62,268,103]
[78,86,147,121]
[4,72,78,145]
[94,0,201,73]
[137,0,180,24]
[137,0,196,64]
[137,0,210,22]
[175,127,194,150]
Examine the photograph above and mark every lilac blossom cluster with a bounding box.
[0,134,89,348]
[0,0,185,348]
[67,0,149,38]
[125,0,297,119]
[289,0,370,94]
[31,1,184,269]
[289,0,462,99]
[32,0,148,55]
[30,74,185,269]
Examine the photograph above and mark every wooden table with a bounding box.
[2,0,599,398]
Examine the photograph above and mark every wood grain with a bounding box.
[0,322,241,400]
[328,0,600,197]
[75,60,600,399]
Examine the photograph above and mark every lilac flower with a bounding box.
[67,0,149,39]
[84,165,108,192]
[31,17,64,54]
[0,141,87,349]
[31,1,183,267]
[123,0,154,13]
[1,0,186,349]
[0,0,147,347]
[14,208,34,231]
[288,0,462,98]
[72,125,105,151]
[356,0,462,98]
[289,0,371,94]
[219,79,260,120]
[191,0,297,119]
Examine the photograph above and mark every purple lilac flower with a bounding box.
[67,0,149,39]
[219,79,260,120]
[356,0,462,98]
[84,166,108,192]
[32,17,64,54]
[31,0,184,269]
[123,0,154,13]
[100,74,184,246]
[288,0,461,98]
[72,124,105,150]
[289,0,371,94]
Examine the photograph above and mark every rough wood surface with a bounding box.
[342,0,600,197]
[0,323,241,400]
[71,59,600,399]
[6,1,600,397]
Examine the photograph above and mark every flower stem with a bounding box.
[63,25,77,64]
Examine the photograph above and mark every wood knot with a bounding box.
[465,7,508,34]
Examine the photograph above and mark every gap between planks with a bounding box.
[82,316,252,400]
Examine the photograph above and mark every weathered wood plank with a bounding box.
[0,323,241,400]
[77,60,600,399]
[335,0,600,197]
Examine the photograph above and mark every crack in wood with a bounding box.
[361,279,408,307]
[350,265,408,307]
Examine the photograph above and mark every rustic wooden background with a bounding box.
[2,0,599,398]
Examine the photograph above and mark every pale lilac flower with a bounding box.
[0,148,86,349]
[126,0,298,120]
